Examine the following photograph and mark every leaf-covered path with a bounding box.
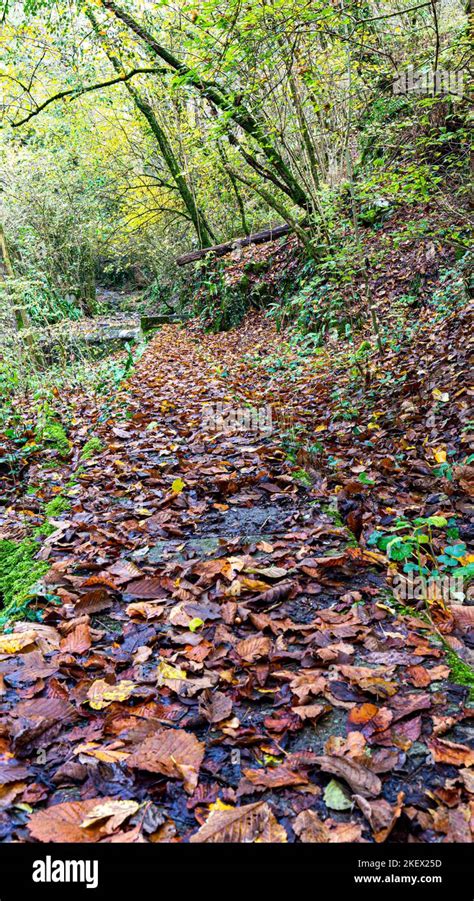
[1,322,473,844]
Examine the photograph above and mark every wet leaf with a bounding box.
[128,728,205,794]
[190,801,287,843]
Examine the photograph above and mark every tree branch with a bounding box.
[8,67,168,128]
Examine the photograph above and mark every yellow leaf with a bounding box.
[433,447,447,463]
[87,679,136,710]
[74,742,130,763]
[80,799,140,832]
[156,660,187,685]
[208,799,234,813]
[171,478,185,494]
[0,632,38,655]
[189,617,204,632]
[432,389,449,403]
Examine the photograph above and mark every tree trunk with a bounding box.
[87,8,215,249]
[101,0,311,212]
[176,223,291,265]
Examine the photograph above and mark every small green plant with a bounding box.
[292,468,312,487]
[368,514,470,577]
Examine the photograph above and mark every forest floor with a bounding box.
[0,309,473,844]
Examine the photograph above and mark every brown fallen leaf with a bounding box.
[238,765,308,793]
[60,622,91,654]
[459,768,474,793]
[427,738,474,767]
[446,806,472,843]
[125,577,166,598]
[81,574,119,591]
[0,761,31,785]
[74,590,113,615]
[189,801,287,842]
[354,791,404,842]
[235,635,271,662]
[252,582,293,604]
[348,703,379,725]
[314,756,382,797]
[126,601,164,620]
[74,741,130,763]
[288,670,326,703]
[28,798,116,842]
[451,605,474,631]
[0,782,27,809]
[0,632,38,655]
[292,703,330,721]
[198,689,233,724]
[13,622,60,653]
[127,728,205,794]
[293,809,362,843]
[107,559,143,584]
[80,799,140,834]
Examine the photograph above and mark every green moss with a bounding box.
[445,648,474,700]
[292,468,312,487]
[34,522,55,537]
[81,437,103,460]
[39,419,70,456]
[44,495,71,517]
[34,494,71,537]
[0,539,49,626]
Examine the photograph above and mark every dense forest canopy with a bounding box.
[0,0,470,321]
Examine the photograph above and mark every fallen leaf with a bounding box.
[354,792,404,842]
[236,635,271,662]
[190,801,287,842]
[314,756,382,797]
[80,799,140,834]
[324,779,352,810]
[128,728,205,794]
[28,798,115,842]
[87,679,137,710]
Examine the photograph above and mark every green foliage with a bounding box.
[445,648,474,699]
[0,539,49,626]
[192,263,250,332]
[368,515,472,604]
[44,495,71,517]
[36,417,69,457]
[81,436,103,460]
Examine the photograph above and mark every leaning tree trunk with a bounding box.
[101,0,312,213]
[87,8,215,249]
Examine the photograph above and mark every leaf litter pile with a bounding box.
[0,313,473,845]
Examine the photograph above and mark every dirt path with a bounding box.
[0,325,472,844]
